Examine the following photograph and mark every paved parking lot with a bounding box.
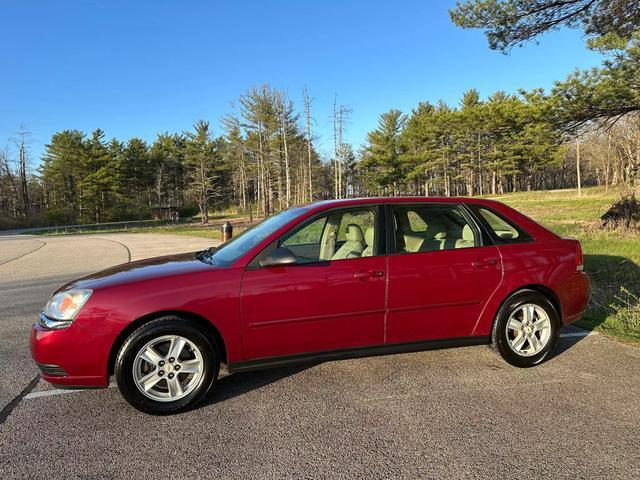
[1,233,639,479]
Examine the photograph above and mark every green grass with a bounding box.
[30,223,224,240]
[488,186,640,342]
[26,213,249,239]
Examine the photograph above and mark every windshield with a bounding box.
[201,206,311,267]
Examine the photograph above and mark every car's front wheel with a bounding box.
[115,317,218,414]
[492,290,559,368]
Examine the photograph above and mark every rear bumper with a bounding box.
[560,272,591,325]
[565,309,587,325]
[30,315,110,388]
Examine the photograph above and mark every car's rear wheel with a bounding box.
[492,290,559,368]
[115,317,218,414]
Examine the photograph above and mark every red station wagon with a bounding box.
[31,198,590,414]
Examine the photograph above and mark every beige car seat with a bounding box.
[455,224,475,249]
[420,221,448,251]
[362,227,375,257]
[403,234,424,252]
[332,224,366,260]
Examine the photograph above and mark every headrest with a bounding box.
[346,224,364,242]
[462,224,474,241]
[364,227,375,246]
[427,222,447,240]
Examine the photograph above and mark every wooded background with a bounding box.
[1,0,639,229]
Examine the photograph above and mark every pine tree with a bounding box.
[184,120,218,223]
[360,109,407,195]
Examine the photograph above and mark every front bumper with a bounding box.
[30,314,110,388]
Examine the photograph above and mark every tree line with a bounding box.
[359,89,640,198]
[1,84,638,230]
[2,0,639,228]
[0,86,337,228]
[360,89,564,196]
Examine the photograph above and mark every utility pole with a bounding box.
[605,132,611,194]
[333,96,339,199]
[337,106,344,199]
[576,133,582,197]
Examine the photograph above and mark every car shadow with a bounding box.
[201,363,316,407]
[549,332,588,360]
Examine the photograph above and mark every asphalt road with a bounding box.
[1,233,639,479]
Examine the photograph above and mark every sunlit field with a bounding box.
[488,186,640,342]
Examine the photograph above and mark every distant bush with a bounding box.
[0,215,55,230]
[44,209,72,225]
[180,205,200,218]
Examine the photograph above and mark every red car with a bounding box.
[31,198,590,414]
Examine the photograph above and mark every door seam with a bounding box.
[383,254,389,344]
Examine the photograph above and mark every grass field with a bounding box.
[27,214,249,240]
[46,224,225,240]
[486,186,640,342]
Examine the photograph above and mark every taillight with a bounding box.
[575,240,584,272]
[563,238,584,272]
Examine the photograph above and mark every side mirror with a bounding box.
[259,247,297,268]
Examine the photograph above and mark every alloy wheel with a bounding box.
[132,334,205,402]
[505,303,552,357]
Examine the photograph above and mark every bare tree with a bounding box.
[14,126,32,215]
[0,148,20,217]
[303,86,314,201]
[611,115,640,195]
[276,91,294,208]
[332,97,352,199]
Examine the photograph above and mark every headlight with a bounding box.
[41,289,92,329]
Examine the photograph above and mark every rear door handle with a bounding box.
[353,270,384,280]
[471,258,498,268]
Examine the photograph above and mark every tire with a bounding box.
[491,290,560,368]
[115,316,219,415]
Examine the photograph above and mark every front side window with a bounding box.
[281,216,328,263]
[280,208,378,263]
[202,206,311,266]
[393,204,478,254]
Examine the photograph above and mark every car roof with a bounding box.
[305,196,504,211]
[298,196,558,243]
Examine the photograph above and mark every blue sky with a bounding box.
[1,0,603,164]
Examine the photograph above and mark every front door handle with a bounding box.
[353,270,384,280]
[471,258,498,268]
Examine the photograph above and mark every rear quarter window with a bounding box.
[470,205,533,244]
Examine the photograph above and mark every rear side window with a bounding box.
[392,204,479,254]
[472,206,532,244]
